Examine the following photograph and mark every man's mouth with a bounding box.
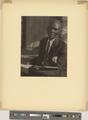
[50,33,55,36]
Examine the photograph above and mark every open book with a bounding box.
[0,0,88,111]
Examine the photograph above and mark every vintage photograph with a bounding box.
[21,16,67,77]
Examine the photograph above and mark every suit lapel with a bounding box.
[42,38,48,53]
[48,38,59,54]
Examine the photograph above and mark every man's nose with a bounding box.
[51,28,55,33]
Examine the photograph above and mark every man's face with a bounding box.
[47,21,61,40]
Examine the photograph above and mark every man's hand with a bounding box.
[52,56,58,63]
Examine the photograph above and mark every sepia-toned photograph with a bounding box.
[21,16,67,77]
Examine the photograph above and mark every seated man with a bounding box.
[29,18,67,76]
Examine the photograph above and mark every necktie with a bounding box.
[46,40,50,53]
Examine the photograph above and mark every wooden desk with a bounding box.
[21,64,66,77]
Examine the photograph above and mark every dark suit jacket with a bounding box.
[30,37,67,76]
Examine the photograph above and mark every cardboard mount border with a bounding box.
[1,0,88,4]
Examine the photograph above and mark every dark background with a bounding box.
[21,16,67,64]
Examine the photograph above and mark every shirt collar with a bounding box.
[48,38,56,42]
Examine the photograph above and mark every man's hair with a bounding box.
[53,17,63,23]
[50,17,63,26]
[48,17,63,30]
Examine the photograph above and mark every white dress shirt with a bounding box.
[47,38,55,53]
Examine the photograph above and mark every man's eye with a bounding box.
[54,28,58,31]
[49,27,58,31]
[53,28,58,31]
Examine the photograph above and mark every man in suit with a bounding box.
[30,18,67,76]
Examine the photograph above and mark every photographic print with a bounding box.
[21,16,67,77]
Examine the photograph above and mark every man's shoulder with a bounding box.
[59,40,67,48]
[57,40,67,54]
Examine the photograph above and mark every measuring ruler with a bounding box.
[0,110,88,120]
[9,111,81,120]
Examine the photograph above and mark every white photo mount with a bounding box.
[1,0,88,4]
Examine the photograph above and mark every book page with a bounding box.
[2,0,87,111]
